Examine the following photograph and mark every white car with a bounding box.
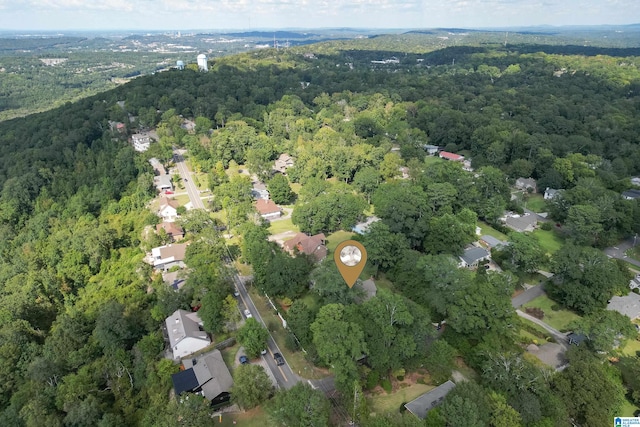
[244,309,252,319]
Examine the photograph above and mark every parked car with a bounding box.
[273,352,285,366]
[239,355,249,365]
[261,348,267,355]
[244,309,252,319]
[164,190,173,195]
[233,288,240,297]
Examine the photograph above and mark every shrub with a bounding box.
[550,304,561,311]
[380,378,392,394]
[525,307,544,319]
[366,371,380,390]
[633,288,639,295]
[541,221,553,231]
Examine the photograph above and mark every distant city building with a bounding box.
[176,60,185,70]
[197,54,208,72]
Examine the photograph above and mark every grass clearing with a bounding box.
[532,229,564,255]
[621,399,640,417]
[214,407,269,426]
[220,343,240,373]
[290,182,302,195]
[368,383,434,414]
[478,221,509,241]
[622,338,640,356]
[524,193,547,213]
[522,295,581,332]
[326,230,356,253]
[423,155,442,165]
[175,194,190,205]
[268,218,299,235]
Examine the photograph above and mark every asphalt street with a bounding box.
[173,150,205,209]
[231,272,298,390]
[604,236,640,268]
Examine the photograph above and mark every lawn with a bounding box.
[532,229,565,255]
[368,383,434,414]
[220,343,240,373]
[423,155,443,165]
[524,194,547,213]
[214,407,269,426]
[290,182,302,195]
[175,194,190,205]
[621,399,640,417]
[621,337,640,356]
[626,245,640,262]
[268,218,299,235]
[522,295,581,332]
[477,221,509,241]
[326,230,356,253]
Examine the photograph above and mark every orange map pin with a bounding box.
[334,240,367,288]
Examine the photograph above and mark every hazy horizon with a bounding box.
[1,0,639,32]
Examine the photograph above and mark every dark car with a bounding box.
[239,355,249,365]
[273,352,285,366]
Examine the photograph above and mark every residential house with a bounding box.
[171,349,233,406]
[544,187,561,200]
[132,133,152,152]
[630,274,640,291]
[404,380,456,419]
[165,309,211,360]
[504,213,537,233]
[255,199,281,220]
[151,243,188,270]
[149,158,167,176]
[622,189,640,200]
[459,246,491,268]
[251,182,269,200]
[423,144,439,156]
[156,221,184,242]
[357,278,377,302]
[607,293,640,320]
[515,177,537,193]
[353,216,381,235]
[567,333,587,346]
[399,166,410,179]
[273,153,295,174]
[631,177,640,187]
[283,233,328,262]
[439,151,464,162]
[158,197,179,222]
[181,119,196,133]
[155,175,173,193]
[480,235,506,249]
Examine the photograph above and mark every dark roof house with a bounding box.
[459,246,490,268]
[480,235,506,249]
[622,189,640,200]
[171,349,233,405]
[404,380,456,419]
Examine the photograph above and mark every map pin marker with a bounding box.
[334,240,367,288]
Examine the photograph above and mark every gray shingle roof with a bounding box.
[460,247,490,266]
[405,380,456,419]
[607,293,640,320]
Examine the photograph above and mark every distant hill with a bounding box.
[220,31,318,39]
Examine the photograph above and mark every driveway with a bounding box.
[516,310,569,349]
[604,236,640,268]
[512,284,546,308]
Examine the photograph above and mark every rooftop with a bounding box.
[404,380,456,419]
[165,309,208,349]
[607,293,640,320]
[460,246,490,266]
[255,198,281,215]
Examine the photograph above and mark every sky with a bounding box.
[0,0,638,31]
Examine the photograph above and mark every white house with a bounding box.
[132,133,152,152]
[423,144,439,156]
[158,197,179,222]
[150,243,188,270]
[544,187,561,200]
[165,309,211,360]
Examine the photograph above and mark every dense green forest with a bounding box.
[1,32,640,426]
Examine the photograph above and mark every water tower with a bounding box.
[197,54,208,72]
[176,60,184,70]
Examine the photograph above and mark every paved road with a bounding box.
[173,150,205,209]
[604,236,640,268]
[229,268,298,390]
[512,284,546,308]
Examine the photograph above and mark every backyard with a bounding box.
[522,295,581,332]
[532,228,565,255]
